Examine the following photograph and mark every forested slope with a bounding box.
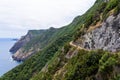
[1,0,120,80]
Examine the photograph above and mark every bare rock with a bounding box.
[80,13,120,52]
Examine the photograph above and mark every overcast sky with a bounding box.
[0,0,95,38]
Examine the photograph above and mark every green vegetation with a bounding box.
[113,2,120,16]
[1,35,71,80]
[22,27,58,51]
[102,0,120,20]
[104,0,118,14]
[64,50,120,80]
[74,0,120,41]
[31,48,120,80]
[1,0,120,80]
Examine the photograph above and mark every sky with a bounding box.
[0,0,95,38]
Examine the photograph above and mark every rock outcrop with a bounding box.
[10,30,40,53]
[10,28,57,61]
[10,30,45,61]
[12,47,37,61]
[77,13,120,52]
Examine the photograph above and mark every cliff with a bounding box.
[32,1,120,79]
[1,0,120,80]
[75,13,120,52]
[11,28,57,61]
[10,30,46,61]
[31,0,120,80]
[10,30,45,53]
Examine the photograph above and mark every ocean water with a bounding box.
[0,38,20,76]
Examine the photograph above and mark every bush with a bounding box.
[103,0,119,20]
[104,0,118,13]
[99,53,116,74]
[113,2,120,16]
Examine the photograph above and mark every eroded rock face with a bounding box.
[12,48,35,61]
[80,13,120,52]
[10,30,43,61]
[10,28,56,61]
[10,31,35,53]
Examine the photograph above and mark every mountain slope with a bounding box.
[11,27,58,61]
[75,14,120,52]
[1,0,120,80]
[10,30,46,53]
[0,6,83,80]
[31,0,120,80]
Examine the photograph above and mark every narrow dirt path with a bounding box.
[69,41,88,51]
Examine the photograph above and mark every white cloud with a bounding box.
[0,0,95,38]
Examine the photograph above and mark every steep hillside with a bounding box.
[10,30,46,53]
[1,0,120,80]
[73,0,120,52]
[74,13,120,52]
[31,0,120,80]
[11,27,58,61]
[31,46,120,80]
[10,16,84,61]
[0,7,83,80]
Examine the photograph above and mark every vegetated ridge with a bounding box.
[1,0,120,80]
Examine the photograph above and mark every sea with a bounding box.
[0,38,20,76]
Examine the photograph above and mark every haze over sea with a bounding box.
[0,38,20,76]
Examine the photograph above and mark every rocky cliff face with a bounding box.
[10,28,57,61]
[12,47,38,61]
[10,30,45,61]
[77,13,120,52]
[10,31,35,53]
